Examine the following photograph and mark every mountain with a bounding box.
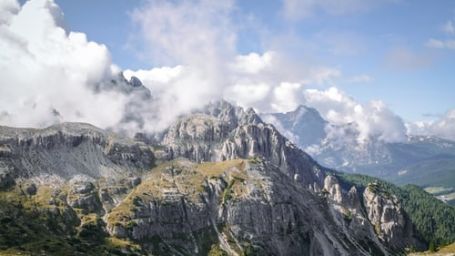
[1,101,454,255]
[261,105,327,148]
[262,106,455,205]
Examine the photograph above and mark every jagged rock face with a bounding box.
[322,175,425,254]
[67,179,104,214]
[0,107,425,255]
[0,123,154,180]
[161,101,325,189]
[322,175,390,255]
[106,159,387,256]
[363,184,418,249]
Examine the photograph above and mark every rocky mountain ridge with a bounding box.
[0,101,434,255]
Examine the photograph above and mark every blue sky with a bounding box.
[54,0,455,121]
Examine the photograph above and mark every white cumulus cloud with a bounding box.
[0,0,420,145]
[302,87,407,143]
[407,109,455,141]
[0,0,130,129]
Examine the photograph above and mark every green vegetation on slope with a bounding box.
[408,242,455,255]
[336,172,455,248]
[393,157,455,188]
[0,184,141,255]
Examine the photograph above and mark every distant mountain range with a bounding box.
[262,106,455,205]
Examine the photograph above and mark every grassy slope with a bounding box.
[0,185,141,255]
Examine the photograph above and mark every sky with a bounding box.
[53,0,455,122]
[1,0,455,142]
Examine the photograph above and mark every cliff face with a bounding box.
[322,175,422,254]
[0,122,154,182]
[363,183,418,249]
[106,159,383,256]
[161,100,325,190]
[0,101,425,255]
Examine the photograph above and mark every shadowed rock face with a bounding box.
[0,101,425,255]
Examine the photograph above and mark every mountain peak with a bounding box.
[261,105,327,148]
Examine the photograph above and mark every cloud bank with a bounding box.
[408,109,455,141]
[0,0,128,128]
[1,0,453,144]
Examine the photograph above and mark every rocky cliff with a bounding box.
[0,122,154,183]
[160,100,325,190]
[0,101,426,255]
[106,158,385,256]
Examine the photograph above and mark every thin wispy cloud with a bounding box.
[281,0,398,20]
[426,19,455,50]
[442,20,455,35]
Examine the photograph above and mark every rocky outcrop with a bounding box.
[322,175,425,254]
[0,105,427,255]
[363,183,419,249]
[0,122,154,180]
[67,179,103,214]
[161,101,325,189]
[105,159,388,255]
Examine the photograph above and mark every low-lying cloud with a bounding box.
[1,0,451,144]
[0,0,128,128]
[408,109,455,141]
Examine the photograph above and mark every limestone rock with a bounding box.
[0,122,155,180]
[363,183,418,249]
[160,101,325,189]
[68,180,103,214]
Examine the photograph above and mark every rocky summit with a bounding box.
[0,101,440,256]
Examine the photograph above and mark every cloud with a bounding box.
[302,87,407,143]
[124,0,241,130]
[127,0,346,127]
[407,109,455,141]
[426,38,455,50]
[131,0,236,68]
[0,0,132,129]
[124,49,341,115]
[282,0,397,20]
[271,82,304,112]
[0,0,19,25]
[1,0,347,134]
[0,0,411,146]
[442,20,455,35]
[425,19,455,50]
[232,52,273,74]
